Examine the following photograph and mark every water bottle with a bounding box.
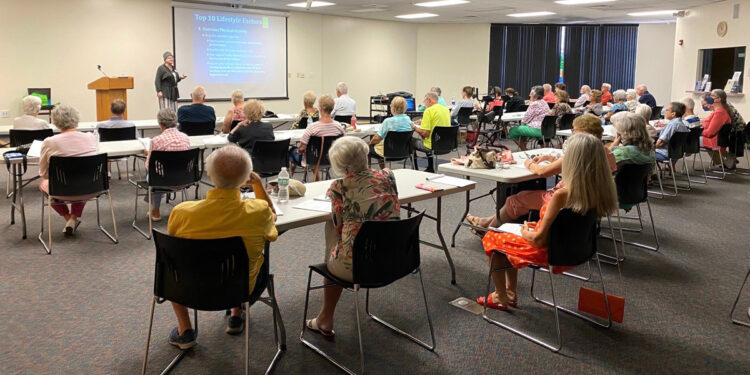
[350,114,357,130]
[451,97,456,106]
[277,167,289,203]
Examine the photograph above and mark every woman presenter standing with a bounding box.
[154,51,186,110]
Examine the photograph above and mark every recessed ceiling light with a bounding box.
[555,0,615,5]
[415,0,469,7]
[287,1,335,8]
[351,8,388,13]
[507,11,555,18]
[627,10,678,17]
[395,13,439,19]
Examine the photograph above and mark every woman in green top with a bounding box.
[608,111,656,166]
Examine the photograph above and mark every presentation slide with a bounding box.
[173,4,288,100]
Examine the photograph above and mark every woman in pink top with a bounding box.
[38,105,98,235]
[701,89,732,164]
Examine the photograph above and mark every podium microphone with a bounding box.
[97,65,108,77]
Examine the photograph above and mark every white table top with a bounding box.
[437,148,562,184]
[558,125,616,140]
[0,114,297,136]
[271,168,475,232]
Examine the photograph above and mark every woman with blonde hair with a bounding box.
[584,90,604,116]
[228,99,274,154]
[549,90,572,127]
[221,89,247,133]
[291,90,320,130]
[305,136,400,336]
[477,133,618,310]
[608,111,655,166]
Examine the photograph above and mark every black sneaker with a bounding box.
[168,327,196,350]
[226,314,246,334]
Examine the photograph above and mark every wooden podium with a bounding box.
[87,77,134,121]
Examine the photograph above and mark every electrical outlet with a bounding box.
[297,72,305,78]
[0,110,9,118]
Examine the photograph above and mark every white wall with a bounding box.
[415,24,490,102]
[672,0,750,117]
[635,23,676,105]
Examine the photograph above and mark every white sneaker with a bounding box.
[64,218,76,235]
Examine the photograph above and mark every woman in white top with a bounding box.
[13,95,50,130]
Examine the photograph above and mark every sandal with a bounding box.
[466,214,488,238]
[476,294,508,311]
[306,318,335,338]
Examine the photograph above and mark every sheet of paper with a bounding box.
[429,175,474,187]
[139,137,151,150]
[489,223,522,236]
[241,192,283,216]
[293,199,332,213]
[27,140,43,157]
[313,194,330,201]
[202,134,227,145]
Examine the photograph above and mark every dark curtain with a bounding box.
[488,24,562,98]
[564,24,638,96]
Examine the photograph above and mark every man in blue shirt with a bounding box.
[96,99,136,130]
[655,101,689,162]
[177,86,216,127]
[636,84,657,109]
[681,97,701,127]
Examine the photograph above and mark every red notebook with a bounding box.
[578,286,625,323]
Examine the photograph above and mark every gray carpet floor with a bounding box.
[2,132,750,374]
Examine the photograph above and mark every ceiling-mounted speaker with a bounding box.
[733,4,740,19]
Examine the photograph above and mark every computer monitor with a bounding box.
[405,97,415,111]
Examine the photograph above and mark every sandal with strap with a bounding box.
[466,214,489,238]
[476,294,508,311]
[306,318,335,338]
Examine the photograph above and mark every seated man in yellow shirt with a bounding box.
[166,144,278,349]
[412,91,451,172]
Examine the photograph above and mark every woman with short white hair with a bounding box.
[13,95,50,130]
[574,85,591,108]
[625,89,638,112]
[305,136,401,338]
[38,105,98,234]
[604,90,629,123]
[221,89,247,133]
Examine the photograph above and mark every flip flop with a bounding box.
[476,294,508,311]
[466,215,488,238]
[306,318,335,338]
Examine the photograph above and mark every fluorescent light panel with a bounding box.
[507,11,555,18]
[555,0,615,5]
[627,10,678,16]
[415,0,469,7]
[287,1,335,8]
[396,13,439,19]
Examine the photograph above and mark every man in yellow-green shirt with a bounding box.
[165,144,278,350]
[412,91,451,172]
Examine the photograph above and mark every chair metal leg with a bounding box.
[648,161,665,199]
[353,286,366,375]
[598,215,625,266]
[37,196,52,255]
[606,203,659,252]
[364,268,436,351]
[481,253,562,352]
[244,301,250,375]
[731,266,750,327]
[141,296,157,375]
[260,274,286,374]
[132,186,153,240]
[691,153,708,184]
[95,193,118,244]
[706,149,728,180]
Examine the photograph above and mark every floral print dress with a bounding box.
[326,169,400,276]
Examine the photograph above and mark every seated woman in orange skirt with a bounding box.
[477,133,618,310]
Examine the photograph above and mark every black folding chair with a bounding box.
[296,116,318,130]
[650,106,664,121]
[251,138,292,179]
[333,115,352,125]
[559,113,576,131]
[702,123,732,180]
[685,127,708,184]
[7,129,53,196]
[372,130,414,169]
[304,135,342,182]
[132,149,201,239]
[98,126,138,180]
[653,131,691,197]
[142,231,285,375]
[455,107,473,127]
[38,154,118,254]
[535,115,558,148]
[415,126,459,171]
[301,213,435,375]
[482,209,611,352]
[179,121,216,136]
[602,163,660,252]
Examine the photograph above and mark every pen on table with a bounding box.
[425,174,446,181]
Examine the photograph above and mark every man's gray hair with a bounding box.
[206,144,253,189]
[425,92,439,101]
[336,82,348,95]
[681,96,695,111]
[157,108,178,128]
[51,104,80,130]
[602,83,612,90]
[613,90,627,102]
[22,95,42,115]
[329,136,369,177]
[190,86,207,101]
[543,83,552,91]
[626,89,637,100]
[430,87,442,96]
